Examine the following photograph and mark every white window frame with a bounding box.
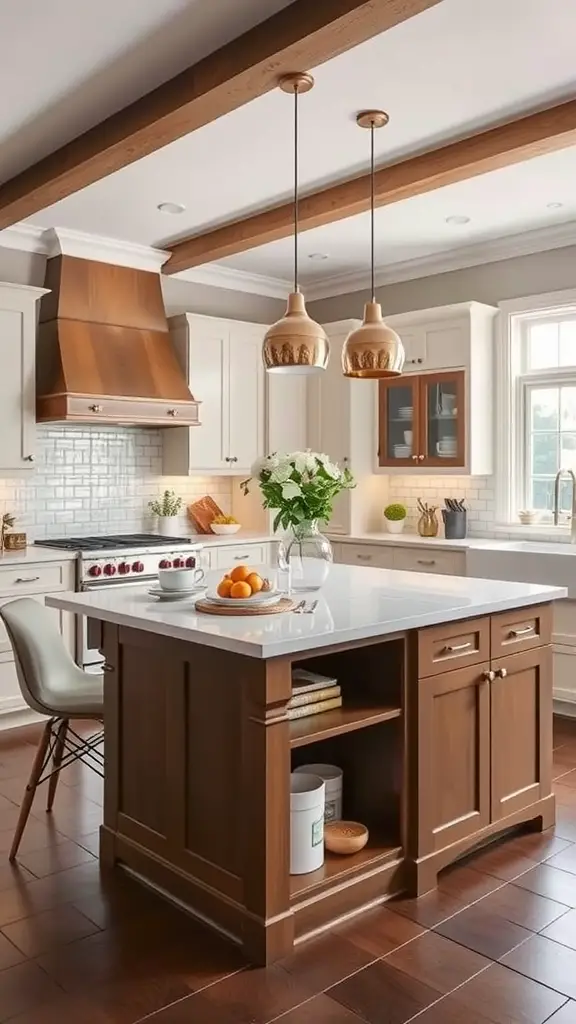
[496,288,576,530]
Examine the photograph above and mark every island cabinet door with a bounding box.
[417,662,491,855]
[490,646,553,822]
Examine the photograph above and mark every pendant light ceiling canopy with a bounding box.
[262,72,329,375]
[342,111,405,380]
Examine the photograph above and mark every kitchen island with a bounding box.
[48,565,566,964]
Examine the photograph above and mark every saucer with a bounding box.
[148,586,204,601]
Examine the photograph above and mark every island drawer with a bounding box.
[491,604,552,657]
[418,616,490,677]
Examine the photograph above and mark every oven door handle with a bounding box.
[81,580,152,591]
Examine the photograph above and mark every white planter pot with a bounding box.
[385,519,405,534]
[157,516,180,537]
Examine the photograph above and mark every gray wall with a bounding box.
[0,245,285,323]
[308,245,576,321]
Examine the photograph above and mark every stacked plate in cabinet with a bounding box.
[393,445,412,459]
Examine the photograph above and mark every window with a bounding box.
[497,291,576,527]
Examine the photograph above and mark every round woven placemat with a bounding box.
[195,597,294,616]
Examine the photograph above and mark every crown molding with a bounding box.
[0,223,48,254]
[0,224,170,271]
[173,262,290,299]
[44,228,170,271]
[304,219,576,300]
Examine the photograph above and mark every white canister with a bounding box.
[290,773,325,875]
[295,763,343,822]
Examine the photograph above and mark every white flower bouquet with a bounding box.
[241,451,355,532]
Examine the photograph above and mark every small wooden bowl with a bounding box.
[324,821,369,855]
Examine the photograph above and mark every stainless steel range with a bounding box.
[35,534,203,669]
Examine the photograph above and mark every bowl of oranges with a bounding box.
[206,565,280,607]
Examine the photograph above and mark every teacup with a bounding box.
[158,567,205,592]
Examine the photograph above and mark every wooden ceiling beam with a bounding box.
[0,0,441,229]
[163,98,576,274]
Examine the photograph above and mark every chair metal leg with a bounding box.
[46,719,68,812]
[10,720,53,861]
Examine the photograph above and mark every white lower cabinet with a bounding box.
[213,544,269,571]
[0,560,75,723]
[553,599,576,706]
[392,547,466,575]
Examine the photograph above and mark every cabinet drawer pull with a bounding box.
[14,576,40,583]
[444,641,472,654]
[233,554,250,560]
[356,554,372,561]
[102,663,115,673]
[417,559,436,566]
[508,626,534,638]
[482,670,496,682]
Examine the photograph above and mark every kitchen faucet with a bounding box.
[554,468,576,542]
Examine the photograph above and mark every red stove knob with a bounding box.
[159,559,172,569]
[132,561,144,573]
[172,557,184,568]
[185,556,196,568]
[103,563,116,576]
[118,562,130,575]
[88,565,102,577]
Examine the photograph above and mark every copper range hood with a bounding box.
[36,255,201,426]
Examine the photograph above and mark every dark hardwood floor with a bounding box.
[2,718,576,1022]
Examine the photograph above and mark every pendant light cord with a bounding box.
[370,120,375,302]
[294,84,299,294]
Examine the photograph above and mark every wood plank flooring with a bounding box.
[2,718,576,1021]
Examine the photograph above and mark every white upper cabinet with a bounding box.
[0,283,47,472]
[164,314,265,475]
[164,314,305,476]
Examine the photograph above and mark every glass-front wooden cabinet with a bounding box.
[378,371,465,469]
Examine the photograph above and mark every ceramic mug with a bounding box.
[158,567,205,592]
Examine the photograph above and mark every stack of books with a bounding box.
[287,669,342,721]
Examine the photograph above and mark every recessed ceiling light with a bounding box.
[445,215,471,225]
[157,202,186,215]
[547,202,564,209]
[308,252,329,261]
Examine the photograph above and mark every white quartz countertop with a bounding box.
[46,564,566,660]
[0,547,77,566]
[331,532,576,555]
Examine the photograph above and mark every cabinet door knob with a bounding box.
[89,404,103,413]
[23,454,35,462]
[418,454,425,461]
[417,358,423,364]
[482,670,496,682]
[167,408,178,417]
[411,454,418,461]
[496,667,508,678]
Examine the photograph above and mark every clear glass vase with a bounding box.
[278,520,333,593]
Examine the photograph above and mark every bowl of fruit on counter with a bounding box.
[210,515,242,536]
[206,566,281,608]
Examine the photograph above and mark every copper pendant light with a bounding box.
[262,73,329,375]
[342,111,404,379]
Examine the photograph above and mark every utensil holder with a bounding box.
[418,510,439,537]
[442,509,467,540]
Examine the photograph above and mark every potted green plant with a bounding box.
[384,502,407,534]
[148,490,183,537]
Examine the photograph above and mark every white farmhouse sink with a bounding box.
[467,542,576,596]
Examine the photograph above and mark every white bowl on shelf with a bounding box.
[210,523,242,535]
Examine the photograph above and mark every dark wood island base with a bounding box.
[99,602,554,965]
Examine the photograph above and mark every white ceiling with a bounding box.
[0,0,294,183]
[2,0,576,295]
[219,147,576,288]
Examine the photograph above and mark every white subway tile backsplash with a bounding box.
[387,474,495,535]
[0,425,232,539]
